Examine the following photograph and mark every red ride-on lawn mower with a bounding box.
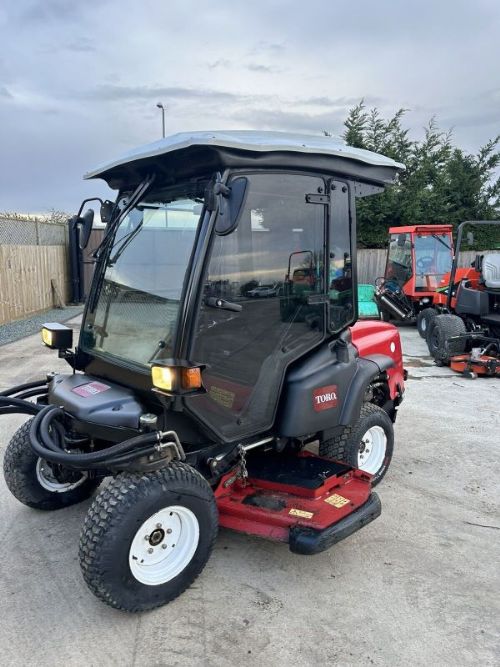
[1,132,406,612]
[426,220,500,377]
[374,224,476,337]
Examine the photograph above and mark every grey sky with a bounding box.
[1,0,499,212]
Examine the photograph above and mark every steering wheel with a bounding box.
[416,256,434,272]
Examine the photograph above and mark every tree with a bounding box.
[339,101,500,248]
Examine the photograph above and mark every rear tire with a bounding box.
[319,403,394,486]
[417,308,437,338]
[426,314,467,365]
[3,419,99,510]
[79,463,218,612]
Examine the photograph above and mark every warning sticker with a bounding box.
[72,381,111,398]
[289,508,314,519]
[208,385,235,409]
[325,493,350,508]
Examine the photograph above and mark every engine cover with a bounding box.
[48,374,146,429]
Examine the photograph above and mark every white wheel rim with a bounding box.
[36,458,88,493]
[357,426,387,475]
[129,506,200,586]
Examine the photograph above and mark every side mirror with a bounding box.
[77,209,95,249]
[215,177,248,236]
[100,200,114,224]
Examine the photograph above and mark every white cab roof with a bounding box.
[85,130,405,180]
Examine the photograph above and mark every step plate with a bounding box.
[215,452,374,548]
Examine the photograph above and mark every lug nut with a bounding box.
[148,547,154,554]
[156,523,162,528]
[166,528,172,534]
[162,544,168,549]
[144,535,150,540]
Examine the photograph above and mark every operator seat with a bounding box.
[482,253,500,289]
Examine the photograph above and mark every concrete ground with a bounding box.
[0,322,498,666]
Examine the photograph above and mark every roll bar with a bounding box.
[446,220,500,310]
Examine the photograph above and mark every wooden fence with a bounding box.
[0,245,70,325]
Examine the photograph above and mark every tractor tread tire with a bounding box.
[427,314,467,365]
[319,403,394,486]
[3,419,99,510]
[417,308,437,338]
[79,463,218,612]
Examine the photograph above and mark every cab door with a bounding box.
[187,172,327,442]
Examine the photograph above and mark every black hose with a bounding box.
[13,389,48,401]
[0,394,161,471]
[0,396,43,414]
[0,380,48,397]
[29,405,160,469]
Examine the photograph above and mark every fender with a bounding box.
[339,355,395,426]
[275,347,394,439]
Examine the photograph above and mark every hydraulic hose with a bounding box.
[0,380,48,397]
[0,389,166,471]
[29,405,162,470]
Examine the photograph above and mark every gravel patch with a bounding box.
[0,306,83,346]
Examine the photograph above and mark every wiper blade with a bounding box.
[432,234,452,250]
[88,173,155,311]
[109,221,143,265]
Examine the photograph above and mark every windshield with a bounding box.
[81,186,205,367]
[414,233,453,290]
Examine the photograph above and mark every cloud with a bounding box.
[82,84,240,103]
[0,0,498,211]
[245,63,275,73]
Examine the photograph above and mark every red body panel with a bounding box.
[215,452,372,542]
[350,320,405,399]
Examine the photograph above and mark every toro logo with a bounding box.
[313,385,338,412]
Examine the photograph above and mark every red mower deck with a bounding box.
[215,451,380,555]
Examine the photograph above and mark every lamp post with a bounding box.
[156,102,166,138]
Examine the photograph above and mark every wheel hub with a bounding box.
[148,528,165,546]
[129,506,200,586]
[36,458,88,493]
[357,426,387,475]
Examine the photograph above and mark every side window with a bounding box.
[189,173,326,440]
[386,233,412,286]
[329,181,354,331]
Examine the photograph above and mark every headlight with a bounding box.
[151,362,204,395]
[41,323,73,350]
[151,366,175,391]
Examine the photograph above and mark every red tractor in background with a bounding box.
[374,224,476,337]
[425,220,500,377]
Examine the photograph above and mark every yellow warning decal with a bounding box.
[208,386,235,409]
[289,508,314,519]
[325,493,350,508]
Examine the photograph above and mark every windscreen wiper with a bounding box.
[109,221,144,265]
[91,174,156,261]
[88,174,155,311]
[431,234,452,250]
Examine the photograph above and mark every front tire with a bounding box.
[319,403,394,486]
[3,419,99,510]
[79,463,218,612]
